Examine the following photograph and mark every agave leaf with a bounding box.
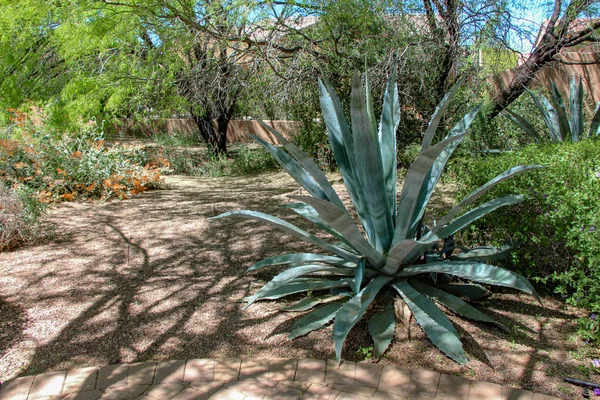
[393,134,466,246]
[409,105,481,237]
[368,301,396,358]
[350,72,394,252]
[365,69,378,137]
[256,121,346,211]
[291,196,386,268]
[395,261,539,302]
[355,258,365,294]
[319,78,372,241]
[434,165,544,231]
[411,281,509,333]
[548,79,571,141]
[282,296,338,312]
[378,62,400,223]
[249,253,352,272]
[282,203,354,249]
[451,245,512,263]
[439,282,491,301]
[251,135,329,200]
[289,303,344,339]
[248,265,354,307]
[434,195,525,239]
[211,210,360,264]
[258,278,353,300]
[589,102,600,136]
[333,275,392,360]
[503,108,541,142]
[393,279,467,364]
[384,239,439,274]
[527,88,562,142]
[422,76,464,150]
[569,76,583,141]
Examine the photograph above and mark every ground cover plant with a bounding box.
[212,69,542,364]
[453,139,600,343]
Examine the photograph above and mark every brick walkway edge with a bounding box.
[0,358,560,400]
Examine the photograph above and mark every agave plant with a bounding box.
[212,68,542,364]
[504,75,600,143]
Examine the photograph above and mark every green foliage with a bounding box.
[0,184,46,251]
[504,76,600,143]
[452,140,600,340]
[292,120,337,172]
[212,69,539,363]
[0,106,164,205]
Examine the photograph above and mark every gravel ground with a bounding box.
[0,172,593,399]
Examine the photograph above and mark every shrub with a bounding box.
[213,69,539,364]
[0,185,45,251]
[452,140,600,340]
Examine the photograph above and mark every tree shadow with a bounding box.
[0,296,27,357]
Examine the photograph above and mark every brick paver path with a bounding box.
[0,358,561,400]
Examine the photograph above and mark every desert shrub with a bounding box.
[0,185,46,251]
[452,140,600,339]
[1,106,164,203]
[292,119,337,172]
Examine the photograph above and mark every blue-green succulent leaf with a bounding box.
[451,245,512,263]
[411,281,509,333]
[355,258,365,294]
[211,210,360,263]
[282,203,354,249]
[569,76,583,140]
[395,261,539,301]
[257,278,353,300]
[527,88,562,141]
[256,121,346,210]
[368,301,396,358]
[291,196,386,268]
[548,79,571,141]
[350,72,394,252]
[282,296,338,312]
[249,253,352,272]
[422,76,464,150]
[333,275,392,360]
[503,108,541,142]
[250,135,329,200]
[393,280,467,364]
[289,303,344,339]
[589,102,600,136]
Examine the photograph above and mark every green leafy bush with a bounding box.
[452,140,600,340]
[212,68,539,364]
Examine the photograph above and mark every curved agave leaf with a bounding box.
[503,109,541,142]
[291,196,386,268]
[392,280,467,364]
[527,88,562,142]
[378,62,400,223]
[411,281,509,333]
[249,253,352,272]
[289,303,344,339]
[393,134,466,246]
[211,210,361,264]
[451,245,512,263]
[434,195,525,239]
[355,258,365,294]
[569,76,583,141]
[365,70,378,137]
[256,121,346,211]
[589,102,600,136]
[282,203,354,249]
[433,165,544,232]
[383,239,434,274]
[282,296,337,312]
[438,282,491,301]
[395,261,539,301]
[548,79,571,141]
[251,135,329,200]
[368,301,396,358]
[333,275,392,360]
[247,265,354,307]
[319,78,372,241]
[409,105,482,237]
[257,278,353,300]
[350,72,395,252]
[422,76,465,150]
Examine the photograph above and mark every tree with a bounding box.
[488,0,600,118]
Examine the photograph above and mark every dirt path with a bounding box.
[0,173,590,399]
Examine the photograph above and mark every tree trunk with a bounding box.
[190,110,228,157]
